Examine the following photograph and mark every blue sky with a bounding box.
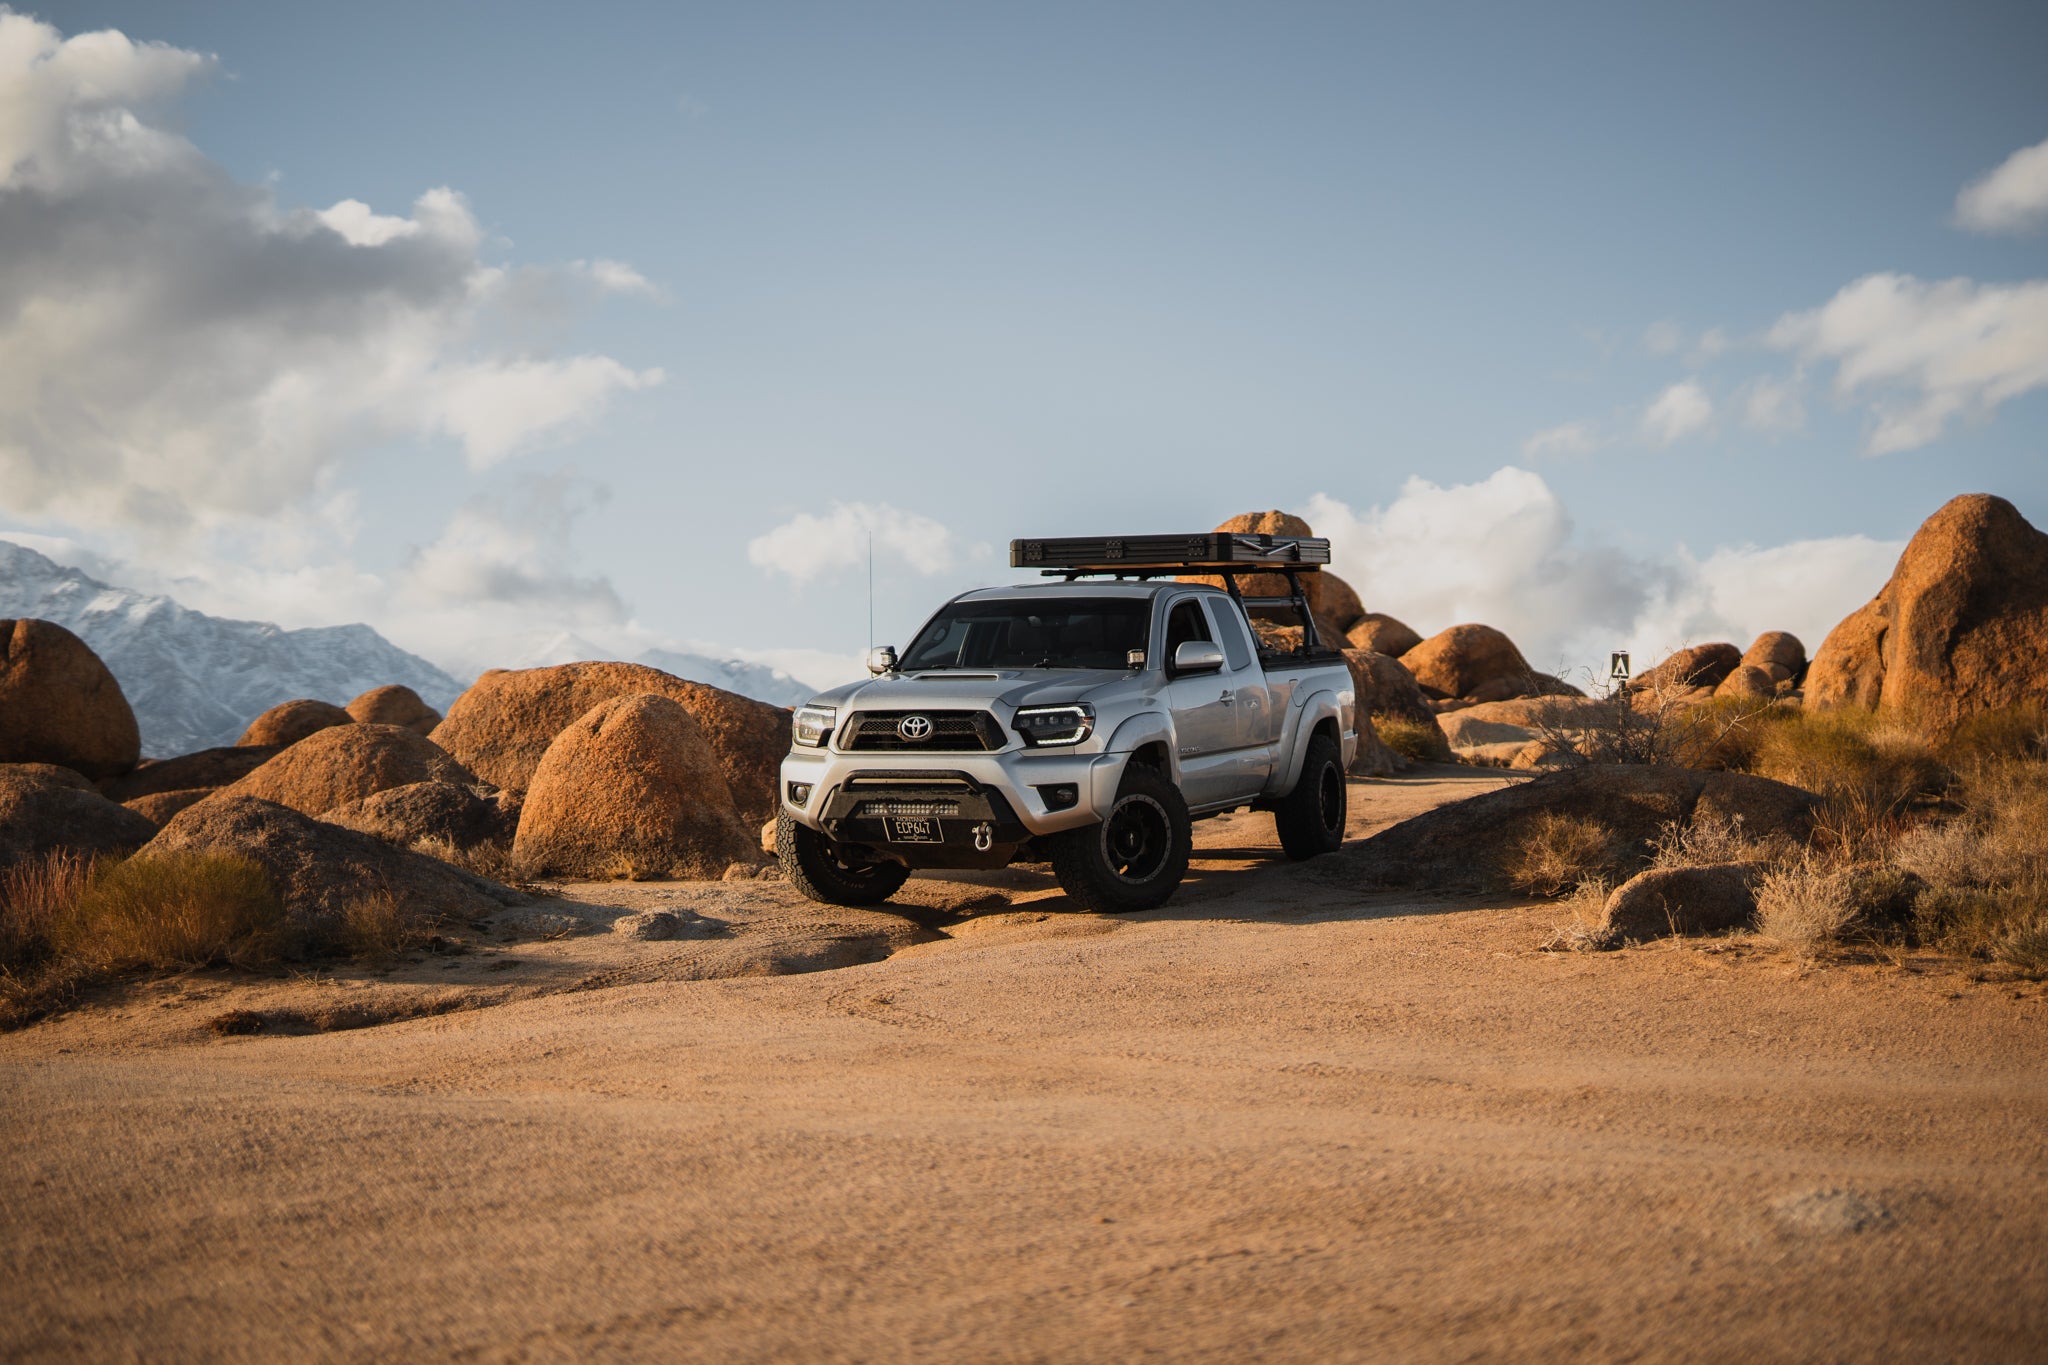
[5,2,2046,686]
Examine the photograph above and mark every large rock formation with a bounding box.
[345,684,443,735]
[1806,494,2048,735]
[512,694,756,880]
[236,699,354,748]
[1741,632,1806,683]
[146,794,522,934]
[1398,624,1534,701]
[1714,664,1778,701]
[1337,765,1818,891]
[1340,650,1440,728]
[1346,613,1423,659]
[431,662,789,823]
[222,724,477,818]
[99,745,280,803]
[0,766,157,868]
[1632,643,1742,695]
[0,618,141,779]
[323,780,512,853]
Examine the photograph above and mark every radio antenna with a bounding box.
[867,530,874,648]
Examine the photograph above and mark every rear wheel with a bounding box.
[1048,765,1191,913]
[778,810,911,906]
[1273,731,1347,860]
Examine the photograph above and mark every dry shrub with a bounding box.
[1501,812,1623,896]
[339,889,427,965]
[409,835,528,884]
[1376,716,1451,764]
[0,850,95,977]
[1749,708,1944,848]
[1756,855,1858,949]
[1897,758,2048,971]
[1665,696,1802,771]
[59,853,284,972]
[1648,809,1779,870]
[1943,703,2048,769]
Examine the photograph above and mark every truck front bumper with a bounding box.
[779,747,1125,858]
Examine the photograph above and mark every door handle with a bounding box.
[1218,690,1234,706]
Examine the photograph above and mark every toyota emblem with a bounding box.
[897,714,934,742]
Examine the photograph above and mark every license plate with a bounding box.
[883,816,943,843]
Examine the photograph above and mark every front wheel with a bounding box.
[1273,731,1347,860]
[1047,766,1191,913]
[778,810,911,906]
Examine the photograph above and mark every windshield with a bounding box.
[900,597,1151,671]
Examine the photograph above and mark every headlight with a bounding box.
[792,705,837,747]
[1013,703,1094,747]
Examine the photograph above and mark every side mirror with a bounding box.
[1171,641,1226,676]
[866,645,898,675]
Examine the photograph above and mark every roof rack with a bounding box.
[1009,533,1330,574]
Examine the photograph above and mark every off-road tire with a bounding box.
[778,810,911,906]
[1273,730,1347,860]
[1047,765,1192,913]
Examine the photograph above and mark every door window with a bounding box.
[1206,599,1255,672]
[1164,599,1213,659]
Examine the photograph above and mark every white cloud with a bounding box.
[1740,374,1805,434]
[575,258,659,296]
[1641,379,1713,445]
[0,13,662,527]
[1302,467,1900,684]
[747,502,961,584]
[1521,419,1603,459]
[1955,134,2048,234]
[1769,272,2048,454]
[1643,320,1684,355]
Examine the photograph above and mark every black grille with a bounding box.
[842,710,1004,752]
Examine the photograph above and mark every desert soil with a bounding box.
[4,766,2046,1362]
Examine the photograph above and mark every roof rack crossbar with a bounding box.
[1011,532,1329,574]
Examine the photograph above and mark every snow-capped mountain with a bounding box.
[0,540,465,757]
[501,631,816,708]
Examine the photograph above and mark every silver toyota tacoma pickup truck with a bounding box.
[775,532,1357,912]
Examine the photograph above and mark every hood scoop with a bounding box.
[909,671,1000,681]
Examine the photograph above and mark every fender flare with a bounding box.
[1272,686,1352,795]
[1095,710,1180,808]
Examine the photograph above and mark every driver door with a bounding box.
[1163,598,1243,808]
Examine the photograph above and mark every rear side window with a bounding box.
[1205,598,1254,671]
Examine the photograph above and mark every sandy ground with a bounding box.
[4,766,2047,1362]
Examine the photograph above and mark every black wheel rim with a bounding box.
[1318,763,1344,835]
[1101,794,1171,883]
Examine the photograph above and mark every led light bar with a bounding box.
[1008,533,1330,573]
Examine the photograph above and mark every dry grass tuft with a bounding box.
[1749,709,1945,851]
[1649,809,1775,870]
[1896,758,2048,972]
[0,850,96,978]
[58,853,285,973]
[1755,855,1858,951]
[409,836,529,885]
[1942,703,2048,769]
[1501,812,1624,896]
[339,889,428,965]
[1376,717,1452,764]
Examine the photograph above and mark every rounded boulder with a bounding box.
[512,693,756,880]
[1632,643,1742,695]
[1399,624,1534,701]
[1741,632,1806,682]
[0,618,140,779]
[237,699,354,748]
[345,684,443,736]
[430,662,788,824]
[0,766,157,868]
[222,724,476,818]
[1347,613,1423,659]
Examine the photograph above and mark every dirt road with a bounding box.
[4,769,2046,1360]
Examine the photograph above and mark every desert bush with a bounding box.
[1748,708,1944,850]
[1942,703,2048,769]
[1500,812,1624,896]
[1648,809,1779,870]
[1755,855,1859,949]
[1376,716,1451,764]
[0,850,96,977]
[57,853,285,972]
[1664,696,1803,771]
[1897,758,2048,971]
[410,835,528,884]
[339,889,427,965]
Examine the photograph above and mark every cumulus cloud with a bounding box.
[747,502,962,584]
[1302,467,1900,683]
[1641,379,1713,446]
[0,13,662,528]
[1955,134,2048,234]
[1769,272,2048,454]
[1521,419,1603,459]
[1740,374,1805,434]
